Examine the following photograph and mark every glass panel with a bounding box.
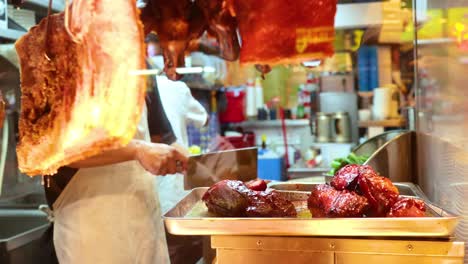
[414,0,468,256]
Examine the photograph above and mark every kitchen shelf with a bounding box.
[359,118,406,128]
[417,38,455,45]
[238,119,310,128]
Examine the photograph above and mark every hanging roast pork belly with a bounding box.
[15,0,146,176]
[230,0,337,74]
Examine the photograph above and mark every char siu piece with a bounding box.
[195,0,240,61]
[230,0,337,66]
[330,164,360,191]
[358,170,399,217]
[387,197,426,217]
[202,180,296,217]
[245,179,267,191]
[307,184,369,218]
[246,190,297,217]
[15,0,146,176]
[202,180,251,217]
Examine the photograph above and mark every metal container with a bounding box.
[364,131,416,183]
[331,111,351,143]
[352,130,407,157]
[212,236,465,264]
[315,112,332,142]
[164,187,459,237]
[0,208,50,264]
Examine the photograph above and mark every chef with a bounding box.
[40,60,185,264]
[146,33,208,263]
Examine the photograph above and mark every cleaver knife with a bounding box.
[184,147,258,189]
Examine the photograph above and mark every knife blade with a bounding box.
[184,147,258,189]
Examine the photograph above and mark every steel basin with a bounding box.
[0,209,49,264]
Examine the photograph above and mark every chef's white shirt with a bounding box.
[156,75,207,147]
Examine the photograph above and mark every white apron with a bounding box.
[53,107,169,264]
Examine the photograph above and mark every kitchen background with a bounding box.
[0,0,468,263]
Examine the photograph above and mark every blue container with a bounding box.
[257,155,285,181]
[368,46,379,90]
[357,46,370,91]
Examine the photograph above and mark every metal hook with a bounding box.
[44,0,54,61]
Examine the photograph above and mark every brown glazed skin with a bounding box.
[15,0,146,176]
[15,13,81,146]
[308,184,369,218]
[202,180,251,217]
[387,197,426,217]
[358,172,400,217]
[202,180,296,217]
[312,165,419,218]
[245,190,297,217]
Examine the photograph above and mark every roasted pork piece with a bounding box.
[246,190,296,217]
[15,0,146,176]
[330,164,360,191]
[307,184,369,218]
[202,180,251,217]
[358,171,399,217]
[320,165,421,217]
[330,164,377,192]
[230,0,337,65]
[387,197,426,217]
[202,180,296,217]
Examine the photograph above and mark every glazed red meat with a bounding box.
[202,180,251,217]
[246,190,297,217]
[245,179,267,191]
[231,0,337,65]
[387,197,426,217]
[307,184,369,218]
[330,164,360,191]
[331,165,376,192]
[358,171,399,217]
[202,180,296,217]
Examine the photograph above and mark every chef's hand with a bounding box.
[135,141,188,176]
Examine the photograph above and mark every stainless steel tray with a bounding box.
[269,182,429,200]
[164,187,459,237]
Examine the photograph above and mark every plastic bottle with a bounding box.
[254,77,264,111]
[245,79,257,119]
